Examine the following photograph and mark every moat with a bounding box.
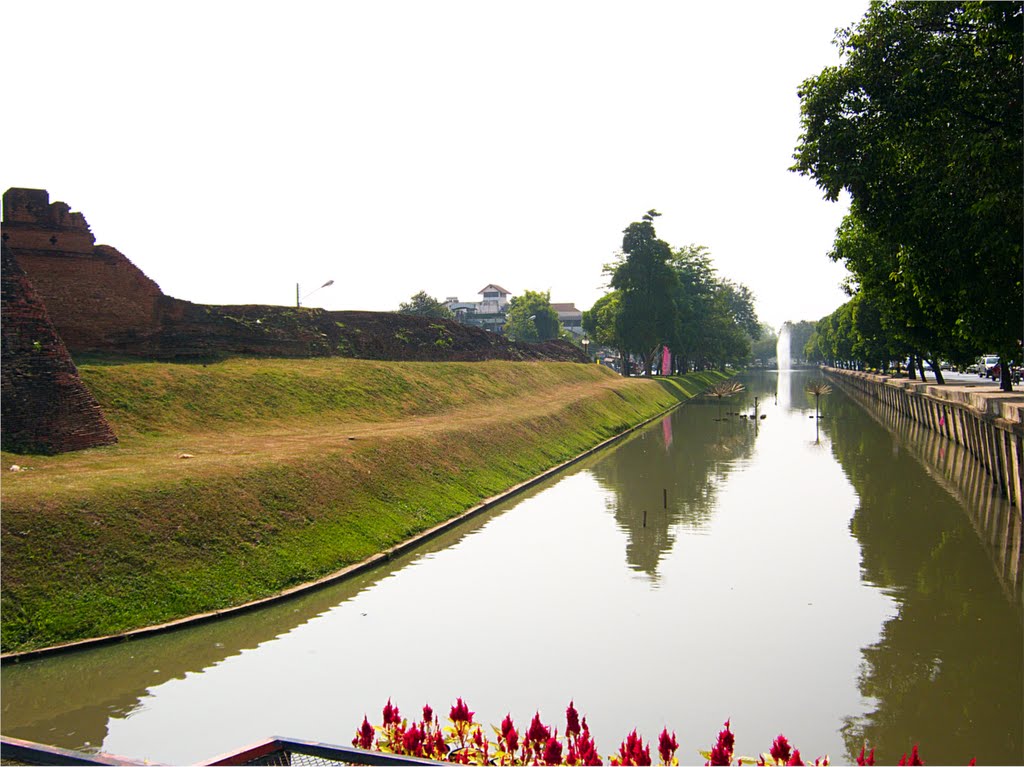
[2,370,1021,765]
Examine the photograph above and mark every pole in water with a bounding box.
[663,489,667,509]
[643,510,647,528]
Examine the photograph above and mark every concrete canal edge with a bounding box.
[822,367,1024,512]
[1,393,693,664]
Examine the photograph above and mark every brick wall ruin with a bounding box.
[2,188,164,352]
[1,242,117,454]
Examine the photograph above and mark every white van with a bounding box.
[978,355,999,377]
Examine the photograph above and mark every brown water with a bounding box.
[2,370,1021,765]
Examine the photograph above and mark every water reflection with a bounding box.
[820,386,1024,764]
[592,396,759,579]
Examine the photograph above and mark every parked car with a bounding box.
[979,355,1000,378]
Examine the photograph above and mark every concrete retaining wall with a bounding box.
[823,367,1024,512]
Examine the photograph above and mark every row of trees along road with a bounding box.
[792,1,1022,391]
[584,211,762,376]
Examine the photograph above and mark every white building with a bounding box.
[444,284,513,333]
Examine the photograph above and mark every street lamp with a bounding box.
[297,279,334,308]
[581,335,590,360]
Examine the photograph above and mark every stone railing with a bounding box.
[822,367,1024,512]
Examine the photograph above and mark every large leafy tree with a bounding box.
[582,290,626,362]
[398,291,454,319]
[608,212,680,375]
[667,245,759,372]
[503,289,562,342]
[793,0,1023,390]
[668,245,718,371]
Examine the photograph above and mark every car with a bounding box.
[978,355,999,378]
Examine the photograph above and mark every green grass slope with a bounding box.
[1,358,727,653]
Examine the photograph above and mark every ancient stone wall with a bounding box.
[2,189,164,352]
[1,243,117,454]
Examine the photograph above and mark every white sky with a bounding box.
[3,1,864,332]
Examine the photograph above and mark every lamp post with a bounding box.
[582,335,590,361]
[297,279,334,308]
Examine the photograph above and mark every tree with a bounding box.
[607,213,680,375]
[398,291,454,319]
[582,291,626,367]
[503,290,562,342]
[793,1,1023,390]
[668,245,718,372]
[750,323,779,365]
[788,321,817,364]
[667,245,759,372]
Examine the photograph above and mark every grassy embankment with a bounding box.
[1,358,727,653]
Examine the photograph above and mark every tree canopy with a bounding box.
[398,291,454,320]
[503,290,562,342]
[597,213,761,375]
[793,0,1023,389]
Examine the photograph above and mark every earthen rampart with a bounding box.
[1,187,586,452]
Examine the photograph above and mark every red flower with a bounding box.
[658,728,679,764]
[856,746,875,766]
[770,735,792,763]
[897,745,923,766]
[501,713,520,753]
[382,699,401,726]
[402,723,425,756]
[707,742,732,766]
[616,729,651,766]
[426,730,448,760]
[352,715,374,749]
[786,750,804,766]
[567,701,582,739]
[577,724,604,767]
[422,704,433,724]
[544,735,565,765]
[529,712,552,749]
[450,697,474,724]
[718,720,735,756]
[706,720,734,766]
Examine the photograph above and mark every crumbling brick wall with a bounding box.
[1,242,117,454]
[2,188,163,352]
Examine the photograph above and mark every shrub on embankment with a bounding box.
[0,358,727,654]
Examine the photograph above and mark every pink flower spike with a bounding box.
[528,712,552,748]
[658,728,678,764]
[544,735,564,765]
[449,697,474,724]
[786,750,804,766]
[382,699,400,726]
[501,713,519,752]
[770,735,792,764]
[422,704,433,724]
[352,715,374,749]
[567,700,582,738]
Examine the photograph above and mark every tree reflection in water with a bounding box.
[590,380,763,579]
[821,391,1023,765]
